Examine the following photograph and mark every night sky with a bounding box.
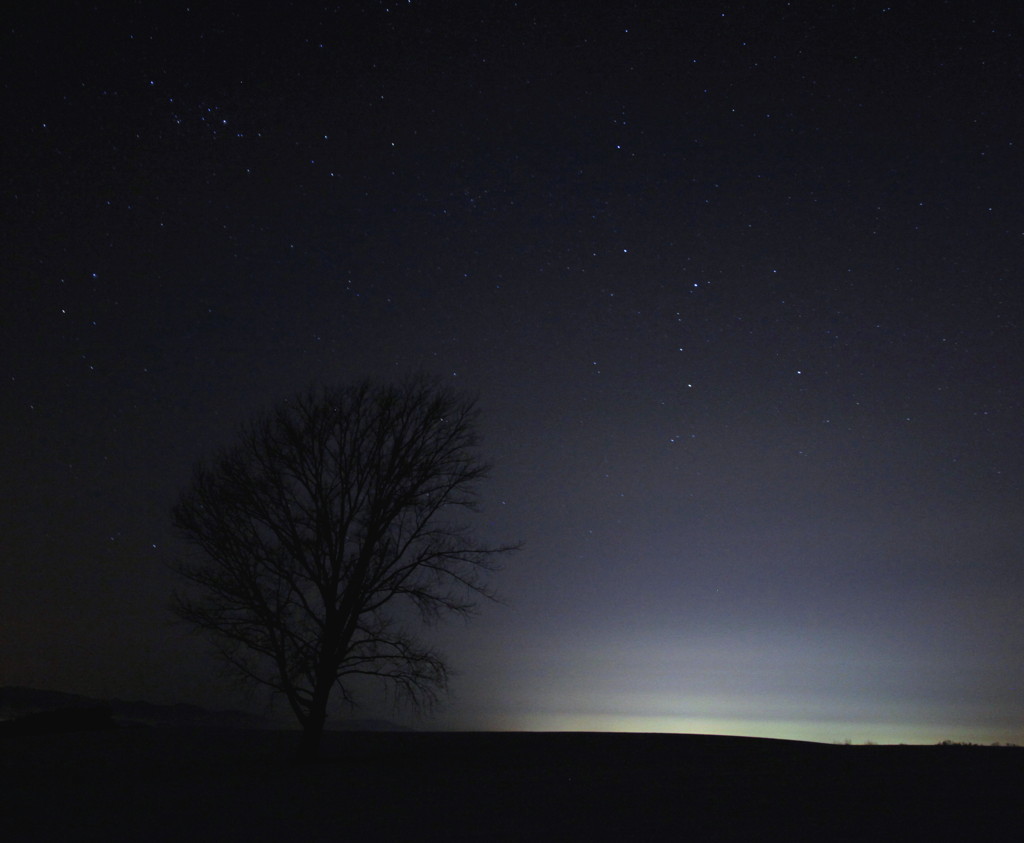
[3,2,1022,744]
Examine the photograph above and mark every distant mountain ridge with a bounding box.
[0,686,410,731]
[0,686,274,729]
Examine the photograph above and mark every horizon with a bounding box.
[3,684,1018,748]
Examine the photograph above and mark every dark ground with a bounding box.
[2,727,1021,841]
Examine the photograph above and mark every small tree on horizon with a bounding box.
[171,377,516,760]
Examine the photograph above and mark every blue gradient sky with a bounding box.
[3,2,1021,744]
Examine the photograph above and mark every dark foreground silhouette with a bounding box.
[2,728,1021,841]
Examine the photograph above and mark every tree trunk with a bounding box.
[294,682,331,763]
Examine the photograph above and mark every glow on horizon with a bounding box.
[460,628,1022,746]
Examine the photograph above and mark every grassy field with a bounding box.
[3,726,1021,840]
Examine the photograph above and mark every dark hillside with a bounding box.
[2,729,1020,840]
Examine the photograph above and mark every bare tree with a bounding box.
[171,378,516,760]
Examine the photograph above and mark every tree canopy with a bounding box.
[172,378,515,758]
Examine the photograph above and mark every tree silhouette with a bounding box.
[171,378,516,760]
